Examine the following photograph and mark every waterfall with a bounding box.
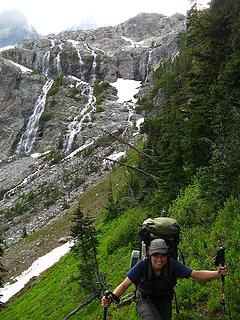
[125,101,135,126]
[54,42,63,75]
[62,46,97,152]
[84,44,97,85]
[16,78,54,155]
[54,51,62,74]
[42,50,50,76]
[68,40,85,80]
[90,50,97,85]
[144,49,152,83]
[42,39,55,76]
[62,80,96,152]
[77,50,85,80]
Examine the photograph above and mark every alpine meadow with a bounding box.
[0,0,240,319]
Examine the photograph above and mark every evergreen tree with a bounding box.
[129,0,240,210]
[71,204,104,296]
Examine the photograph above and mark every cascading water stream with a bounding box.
[84,44,97,84]
[144,49,152,83]
[90,50,97,85]
[68,40,85,80]
[16,78,54,155]
[62,80,96,152]
[54,42,63,75]
[42,51,50,76]
[62,47,97,152]
[54,51,62,74]
[42,39,55,76]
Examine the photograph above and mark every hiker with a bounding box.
[101,238,228,320]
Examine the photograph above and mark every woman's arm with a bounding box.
[113,277,133,297]
[191,265,228,281]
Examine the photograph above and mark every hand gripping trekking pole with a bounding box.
[103,290,120,320]
[214,245,226,312]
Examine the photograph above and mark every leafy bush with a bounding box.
[47,76,64,96]
[106,208,147,254]
[39,112,53,124]
[93,81,113,106]
[44,150,64,164]
[169,181,216,227]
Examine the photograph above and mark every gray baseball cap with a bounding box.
[149,239,169,255]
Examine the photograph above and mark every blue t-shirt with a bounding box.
[127,258,192,284]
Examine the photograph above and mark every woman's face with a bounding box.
[150,253,168,271]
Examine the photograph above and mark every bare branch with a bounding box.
[97,155,160,181]
[63,293,99,320]
[100,128,157,162]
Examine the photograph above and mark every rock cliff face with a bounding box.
[0,13,185,159]
[0,9,38,48]
[0,13,186,266]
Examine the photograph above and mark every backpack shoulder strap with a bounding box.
[141,256,152,281]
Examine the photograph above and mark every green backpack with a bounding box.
[140,217,181,260]
[130,217,183,268]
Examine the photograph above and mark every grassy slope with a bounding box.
[1,155,239,319]
[0,156,141,319]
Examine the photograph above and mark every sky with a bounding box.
[0,0,210,35]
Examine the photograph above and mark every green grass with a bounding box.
[1,153,239,319]
[1,253,79,319]
[0,209,141,320]
[1,199,239,319]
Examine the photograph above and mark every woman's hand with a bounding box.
[101,294,112,308]
[218,265,228,277]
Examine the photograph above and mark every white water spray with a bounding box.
[145,49,152,83]
[16,79,54,155]
[68,40,85,80]
[62,80,96,152]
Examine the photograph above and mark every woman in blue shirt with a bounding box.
[102,239,228,320]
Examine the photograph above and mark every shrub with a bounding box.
[39,111,53,124]
[169,181,216,227]
[45,150,64,164]
[47,76,64,96]
[106,209,147,254]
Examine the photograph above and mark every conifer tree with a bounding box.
[71,204,104,296]
[131,0,240,210]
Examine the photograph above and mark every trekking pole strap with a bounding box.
[174,290,180,314]
[103,290,121,320]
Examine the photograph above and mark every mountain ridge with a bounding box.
[0,12,185,280]
[0,8,38,48]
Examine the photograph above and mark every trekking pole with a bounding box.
[214,245,226,312]
[103,291,110,320]
[103,290,120,320]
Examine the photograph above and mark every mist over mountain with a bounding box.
[65,18,101,32]
[0,8,38,47]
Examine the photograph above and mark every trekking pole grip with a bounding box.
[214,245,226,312]
[103,290,111,320]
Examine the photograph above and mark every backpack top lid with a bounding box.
[140,217,182,262]
[141,217,180,239]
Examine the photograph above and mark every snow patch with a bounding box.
[111,78,141,103]
[0,45,15,52]
[121,36,147,48]
[64,139,95,159]
[30,150,51,159]
[107,151,126,161]
[0,241,75,303]
[8,60,33,73]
